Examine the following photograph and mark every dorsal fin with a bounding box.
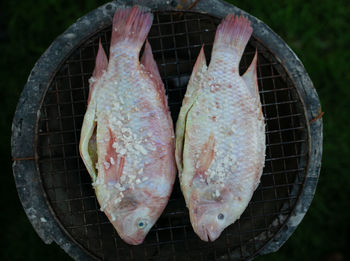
[242,50,259,99]
[88,40,108,103]
[191,45,207,84]
[92,39,108,79]
[186,45,207,99]
[141,40,167,108]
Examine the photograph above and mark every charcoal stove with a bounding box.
[11,0,322,260]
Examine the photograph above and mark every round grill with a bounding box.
[12,2,322,261]
[37,11,307,260]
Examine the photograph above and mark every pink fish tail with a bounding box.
[213,14,252,58]
[110,6,153,54]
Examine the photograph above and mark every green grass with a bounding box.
[1,0,349,260]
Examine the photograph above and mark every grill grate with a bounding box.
[36,11,308,260]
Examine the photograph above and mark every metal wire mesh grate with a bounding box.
[36,11,309,260]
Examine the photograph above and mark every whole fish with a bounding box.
[79,6,176,245]
[175,14,265,241]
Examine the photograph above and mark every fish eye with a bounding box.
[217,213,224,220]
[137,220,147,229]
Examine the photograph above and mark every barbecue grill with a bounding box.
[11,0,323,260]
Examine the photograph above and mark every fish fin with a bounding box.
[141,40,167,108]
[183,45,207,103]
[186,45,207,100]
[103,128,125,184]
[194,133,215,179]
[175,46,207,173]
[242,50,259,99]
[110,6,153,55]
[213,14,252,59]
[190,45,207,86]
[88,39,108,104]
[93,40,108,79]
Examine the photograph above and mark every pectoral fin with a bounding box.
[194,133,215,178]
[103,128,125,184]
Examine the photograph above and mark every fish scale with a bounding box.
[79,6,176,245]
[175,14,265,242]
[95,69,160,178]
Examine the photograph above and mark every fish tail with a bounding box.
[110,6,153,55]
[213,14,252,58]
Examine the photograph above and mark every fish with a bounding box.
[175,14,265,242]
[79,6,176,245]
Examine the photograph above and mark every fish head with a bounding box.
[189,186,234,242]
[114,204,154,245]
[106,190,163,245]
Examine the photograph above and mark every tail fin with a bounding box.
[213,14,252,58]
[110,6,153,55]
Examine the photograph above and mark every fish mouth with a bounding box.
[195,221,222,242]
[205,228,221,242]
[196,225,221,242]
[121,235,144,245]
[206,228,220,242]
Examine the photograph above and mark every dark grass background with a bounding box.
[1,0,349,260]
